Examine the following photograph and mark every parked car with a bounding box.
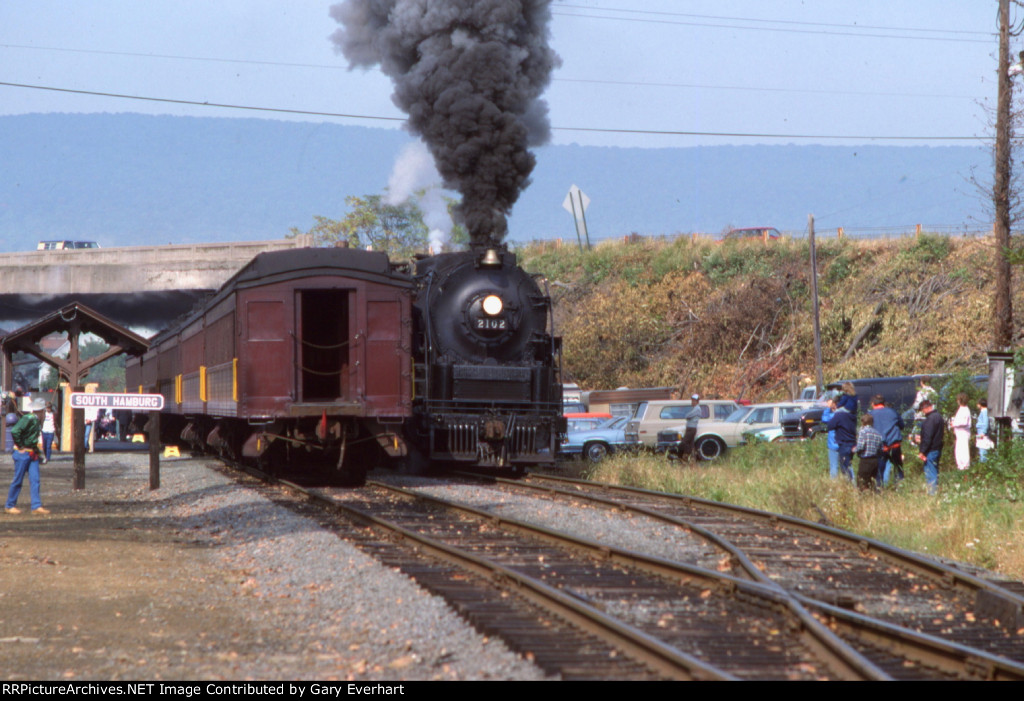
[37,240,100,250]
[560,416,630,463]
[658,403,804,460]
[626,399,740,449]
[744,426,786,443]
[780,405,829,441]
[564,412,613,433]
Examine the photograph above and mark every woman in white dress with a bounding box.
[949,393,972,470]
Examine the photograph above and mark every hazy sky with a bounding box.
[0,1,1007,148]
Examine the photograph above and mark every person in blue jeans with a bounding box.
[976,399,991,463]
[916,399,944,495]
[825,396,856,482]
[821,399,841,479]
[5,410,49,515]
[869,395,905,487]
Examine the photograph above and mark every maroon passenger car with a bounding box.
[126,248,413,484]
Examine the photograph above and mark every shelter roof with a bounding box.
[1,301,149,357]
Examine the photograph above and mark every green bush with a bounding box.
[907,233,951,264]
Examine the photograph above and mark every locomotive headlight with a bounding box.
[482,294,504,316]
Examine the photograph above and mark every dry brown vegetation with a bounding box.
[521,233,1016,398]
[524,234,1024,579]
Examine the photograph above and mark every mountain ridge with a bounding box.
[0,113,992,253]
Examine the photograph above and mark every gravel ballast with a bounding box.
[0,452,548,681]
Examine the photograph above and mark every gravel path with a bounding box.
[0,452,548,681]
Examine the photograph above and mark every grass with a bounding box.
[557,440,1024,580]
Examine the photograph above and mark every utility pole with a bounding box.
[994,0,1014,350]
[809,214,824,396]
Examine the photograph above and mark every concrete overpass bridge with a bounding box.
[0,236,313,331]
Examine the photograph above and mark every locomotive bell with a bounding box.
[479,248,502,267]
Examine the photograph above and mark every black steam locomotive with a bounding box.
[125,244,564,482]
[410,247,564,471]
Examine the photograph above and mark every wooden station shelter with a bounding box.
[1,302,149,488]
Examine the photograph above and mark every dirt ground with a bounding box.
[0,452,309,681]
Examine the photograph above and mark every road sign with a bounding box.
[562,184,592,250]
[69,392,165,411]
[562,184,590,219]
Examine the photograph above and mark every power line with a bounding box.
[0,81,405,123]
[555,3,996,37]
[0,79,987,141]
[552,11,997,43]
[0,43,346,71]
[552,124,985,141]
[557,77,983,101]
[0,43,989,100]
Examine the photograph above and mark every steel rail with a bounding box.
[527,473,1024,628]
[462,473,1024,681]
[275,478,733,681]
[481,472,772,585]
[800,596,1024,681]
[368,479,890,680]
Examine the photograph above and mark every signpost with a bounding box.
[562,184,591,251]
[69,392,165,489]
[69,392,165,411]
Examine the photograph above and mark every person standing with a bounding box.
[949,393,972,471]
[821,398,841,480]
[838,382,859,416]
[869,395,905,486]
[41,402,57,464]
[916,399,944,495]
[84,404,98,453]
[5,409,48,515]
[976,399,992,463]
[854,413,884,492]
[825,396,856,482]
[679,394,702,461]
[913,377,936,422]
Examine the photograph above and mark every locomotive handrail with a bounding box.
[538,276,564,392]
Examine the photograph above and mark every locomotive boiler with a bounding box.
[410,246,564,471]
[124,245,564,483]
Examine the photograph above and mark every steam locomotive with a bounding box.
[125,245,564,484]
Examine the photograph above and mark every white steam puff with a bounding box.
[385,141,451,252]
[330,0,559,246]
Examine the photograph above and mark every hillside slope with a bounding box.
[519,234,1013,398]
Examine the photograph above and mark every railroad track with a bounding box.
[215,461,1024,679]
[338,480,891,680]
[462,472,1024,676]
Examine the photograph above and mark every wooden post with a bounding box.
[809,215,824,396]
[837,227,844,240]
[994,0,1015,350]
[0,349,11,452]
[72,388,85,490]
[146,410,160,490]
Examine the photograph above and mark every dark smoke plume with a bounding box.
[330,0,559,246]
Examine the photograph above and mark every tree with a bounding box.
[290,195,429,259]
[445,196,469,250]
[40,337,126,392]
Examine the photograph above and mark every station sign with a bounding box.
[69,392,165,411]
